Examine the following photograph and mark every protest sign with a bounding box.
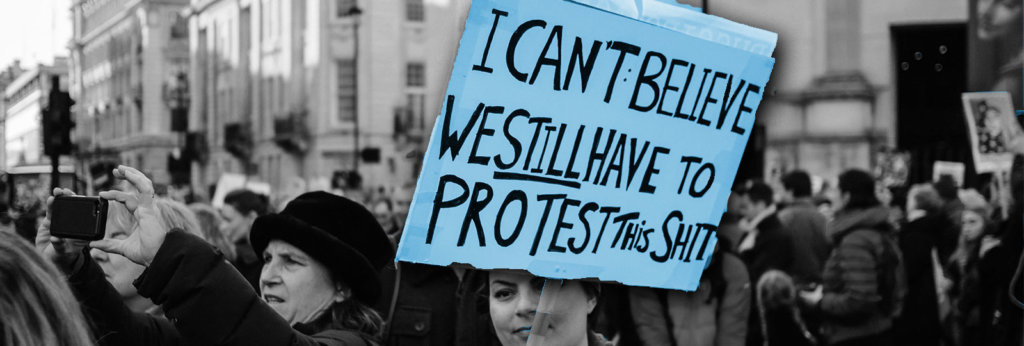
[874,148,910,188]
[932,161,965,187]
[211,173,271,208]
[396,0,775,291]
[962,92,1022,173]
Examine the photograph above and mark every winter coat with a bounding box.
[777,198,831,284]
[817,206,905,345]
[760,307,816,346]
[376,262,460,346]
[67,230,377,346]
[976,206,1024,346]
[892,213,945,346]
[741,213,794,285]
[741,213,793,346]
[630,252,750,346]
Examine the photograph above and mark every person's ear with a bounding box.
[585,290,598,314]
[333,284,351,303]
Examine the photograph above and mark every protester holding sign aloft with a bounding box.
[39,165,393,346]
[799,170,906,346]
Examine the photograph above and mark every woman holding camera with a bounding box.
[39,166,394,346]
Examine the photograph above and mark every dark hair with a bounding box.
[838,169,880,211]
[324,299,385,342]
[908,184,943,214]
[745,181,774,206]
[781,170,812,197]
[934,175,959,200]
[224,189,270,216]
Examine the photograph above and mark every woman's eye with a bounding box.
[493,289,514,300]
[263,254,272,262]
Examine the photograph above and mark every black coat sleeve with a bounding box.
[67,251,181,346]
[748,217,794,282]
[134,230,333,346]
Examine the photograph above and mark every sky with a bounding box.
[0,0,73,70]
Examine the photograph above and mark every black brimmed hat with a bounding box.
[251,191,394,305]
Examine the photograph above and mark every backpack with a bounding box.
[874,231,907,318]
[835,228,906,319]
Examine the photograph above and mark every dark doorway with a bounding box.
[736,124,765,183]
[892,24,973,186]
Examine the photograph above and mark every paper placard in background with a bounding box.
[962,92,1022,173]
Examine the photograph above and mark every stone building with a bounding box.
[3,60,68,169]
[186,0,469,202]
[69,0,190,189]
[705,0,970,189]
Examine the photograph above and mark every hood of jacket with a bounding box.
[827,205,893,241]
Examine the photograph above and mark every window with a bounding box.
[337,59,356,122]
[406,92,425,129]
[406,62,425,87]
[405,0,424,22]
[337,0,356,17]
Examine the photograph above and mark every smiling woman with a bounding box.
[487,270,611,346]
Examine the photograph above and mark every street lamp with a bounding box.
[342,6,362,173]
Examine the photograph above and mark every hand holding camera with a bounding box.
[89,166,165,267]
[36,188,95,270]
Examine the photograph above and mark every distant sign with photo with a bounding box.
[396,0,776,291]
[961,92,1022,173]
[932,161,965,187]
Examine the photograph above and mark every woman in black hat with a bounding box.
[40,165,394,346]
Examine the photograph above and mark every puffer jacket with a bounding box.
[817,206,906,344]
[67,230,377,346]
[630,252,750,346]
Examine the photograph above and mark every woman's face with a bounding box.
[977,0,1022,40]
[220,204,254,239]
[488,270,595,346]
[875,184,892,207]
[260,240,344,325]
[961,210,986,241]
[91,207,146,307]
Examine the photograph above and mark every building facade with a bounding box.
[704,0,968,190]
[3,60,69,169]
[69,0,190,189]
[186,0,469,203]
[0,61,26,169]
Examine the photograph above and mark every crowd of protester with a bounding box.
[2,158,1024,346]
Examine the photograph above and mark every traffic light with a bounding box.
[42,76,75,157]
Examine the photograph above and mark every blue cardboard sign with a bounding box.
[396,0,775,291]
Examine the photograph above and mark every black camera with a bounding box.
[50,196,108,241]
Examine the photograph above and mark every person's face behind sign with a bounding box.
[220,204,256,240]
[488,270,595,346]
[260,239,345,325]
